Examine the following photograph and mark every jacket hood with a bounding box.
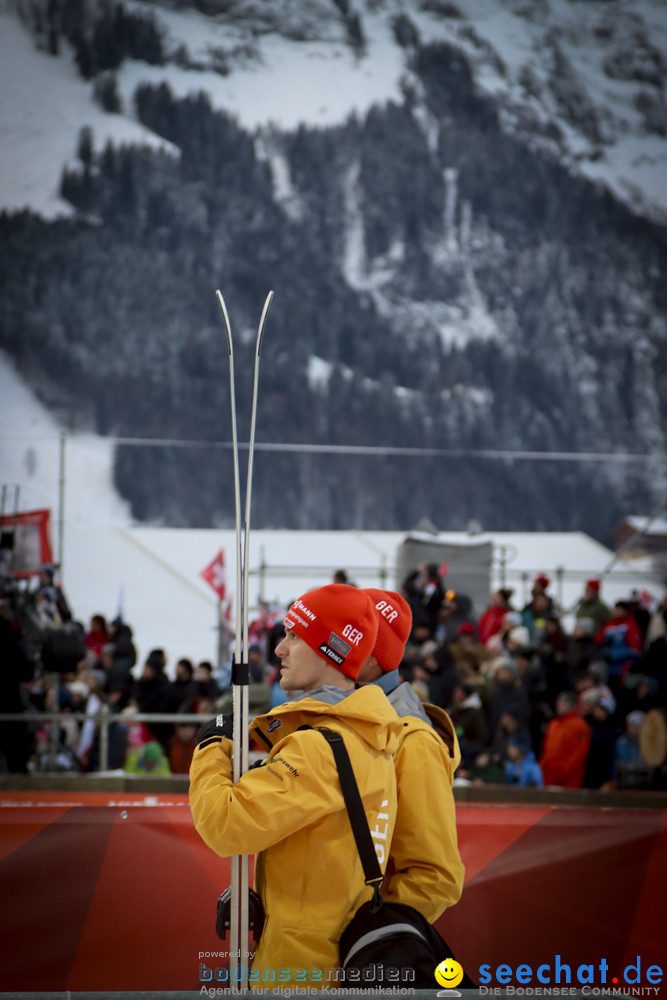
[386,682,461,775]
[250,683,402,755]
[423,702,462,774]
[387,679,432,724]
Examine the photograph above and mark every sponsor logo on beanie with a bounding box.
[323,631,353,660]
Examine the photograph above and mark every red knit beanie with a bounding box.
[586,579,601,594]
[283,584,378,680]
[458,622,476,637]
[363,588,412,672]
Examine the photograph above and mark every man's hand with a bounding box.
[195,714,233,749]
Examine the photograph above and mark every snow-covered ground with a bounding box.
[2,350,663,675]
[0,4,404,218]
[117,5,406,131]
[1,0,667,220]
[0,351,221,669]
[0,10,176,219]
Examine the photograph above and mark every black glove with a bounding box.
[195,714,233,749]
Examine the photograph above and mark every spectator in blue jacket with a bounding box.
[504,739,544,787]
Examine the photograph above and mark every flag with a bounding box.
[638,589,657,610]
[200,549,228,601]
[249,603,285,644]
[0,508,53,578]
[220,594,234,628]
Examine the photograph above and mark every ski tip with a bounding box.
[215,290,234,354]
[256,291,274,356]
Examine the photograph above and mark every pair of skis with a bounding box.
[216,288,273,992]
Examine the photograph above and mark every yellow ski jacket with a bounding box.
[381,685,465,922]
[189,684,402,988]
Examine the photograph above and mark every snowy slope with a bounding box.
[0,350,221,670]
[117,2,406,130]
[0,2,404,217]
[1,0,667,220]
[0,10,177,219]
[406,0,667,222]
[2,352,663,677]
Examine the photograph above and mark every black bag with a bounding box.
[315,727,470,990]
[340,897,454,985]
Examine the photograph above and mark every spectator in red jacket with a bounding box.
[594,601,643,694]
[478,588,516,645]
[84,614,110,660]
[539,691,592,788]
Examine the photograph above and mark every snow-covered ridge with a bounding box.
[2,0,667,221]
[0,11,175,219]
[410,0,667,223]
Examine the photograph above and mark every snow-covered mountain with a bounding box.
[2,0,666,222]
[1,0,666,542]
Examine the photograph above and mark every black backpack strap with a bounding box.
[304,726,384,910]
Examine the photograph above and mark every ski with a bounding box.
[216,288,274,992]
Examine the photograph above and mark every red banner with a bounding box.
[0,792,664,991]
[0,507,53,577]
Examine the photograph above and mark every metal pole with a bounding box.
[49,708,61,764]
[58,432,66,579]
[217,597,223,673]
[11,486,20,576]
[259,545,266,601]
[498,545,507,589]
[99,704,110,772]
[380,553,387,588]
[556,565,564,609]
[0,485,6,578]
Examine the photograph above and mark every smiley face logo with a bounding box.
[435,958,464,989]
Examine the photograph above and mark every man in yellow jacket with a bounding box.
[359,588,465,922]
[189,584,403,988]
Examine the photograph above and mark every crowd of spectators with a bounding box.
[1,561,665,790]
[0,566,225,775]
[22,631,227,775]
[395,564,666,791]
